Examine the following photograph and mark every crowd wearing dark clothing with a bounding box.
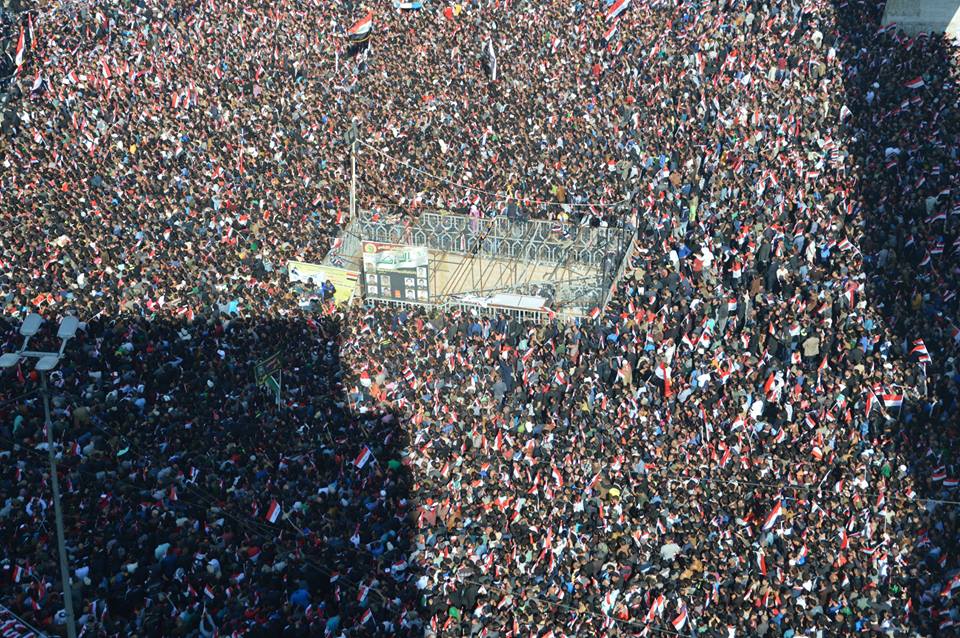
[2,0,960,636]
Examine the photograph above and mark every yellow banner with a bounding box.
[286,261,359,305]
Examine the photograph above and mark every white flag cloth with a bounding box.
[486,40,497,81]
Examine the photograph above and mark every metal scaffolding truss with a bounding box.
[347,209,632,315]
[355,211,625,270]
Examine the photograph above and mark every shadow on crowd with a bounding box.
[0,313,424,637]
[831,2,960,634]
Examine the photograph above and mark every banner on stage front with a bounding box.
[361,242,431,302]
[287,261,359,304]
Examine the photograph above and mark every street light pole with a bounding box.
[1,314,79,638]
[350,137,357,223]
[346,119,359,225]
[40,371,77,638]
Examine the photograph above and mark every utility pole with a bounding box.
[1,314,79,638]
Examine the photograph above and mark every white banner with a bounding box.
[361,243,429,270]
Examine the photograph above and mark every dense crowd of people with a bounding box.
[1,0,960,636]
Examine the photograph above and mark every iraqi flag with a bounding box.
[671,604,687,631]
[762,372,776,397]
[882,394,903,410]
[551,465,564,488]
[361,609,374,625]
[942,574,960,598]
[554,369,567,387]
[348,11,373,40]
[865,391,877,418]
[588,306,601,320]
[719,446,732,468]
[762,500,783,531]
[602,23,618,44]
[910,338,931,363]
[354,445,373,469]
[756,549,767,576]
[904,76,924,89]
[14,26,26,68]
[265,499,282,523]
[605,0,630,22]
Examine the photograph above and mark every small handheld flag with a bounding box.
[762,500,783,531]
[265,499,281,524]
[348,11,373,40]
[14,26,25,68]
[671,603,687,630]
[605,0,630,22]
[354,445,373,469]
